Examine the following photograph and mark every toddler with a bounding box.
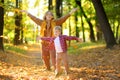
[40,26,82,76]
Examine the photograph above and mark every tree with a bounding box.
[48,0,53,10]
[75,12,80,38]
[14,0,22,45]
[115,21,120,44]
[75,0,95,42]
[55,0,62,18]
[102,0,120,44]
[96,23,103,41]
[55,0,63,34]
[0,0,4,51]
[91,0,116,48]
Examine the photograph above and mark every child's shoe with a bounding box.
[55,72,62,77]
[65,71,69,76]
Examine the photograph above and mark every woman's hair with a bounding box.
[54,26,62,32]
[43,11,54,20]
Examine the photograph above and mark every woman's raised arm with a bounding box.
[55,8,78,26]
[20,10,43,26]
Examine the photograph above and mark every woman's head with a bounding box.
[43,11,54,20]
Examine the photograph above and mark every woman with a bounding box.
[21,8,78,70]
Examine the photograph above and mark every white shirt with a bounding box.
[54,36,63,53]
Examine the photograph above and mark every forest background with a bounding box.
[0,0,120,79]
[0,0,120,50]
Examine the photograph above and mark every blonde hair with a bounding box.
[43,11,54,20]
[54,26,62,32]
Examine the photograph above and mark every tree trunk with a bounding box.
[55,0,63,32]
[48,0,53,10]
[14,0,22,45]
[0,0,4,51]
[20,0,23,44]
[55,0,62,18]
[81,15,85,42]
[75,0,95,42]
[96,23,103,41]
[14,13,21,45]
[92,0,116,48]
[116,23,119,44]
[21,25,23,43]
[75,13,79,38]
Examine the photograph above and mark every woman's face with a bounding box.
[46,12,53,20]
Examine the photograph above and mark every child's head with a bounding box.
[54,26,62,37]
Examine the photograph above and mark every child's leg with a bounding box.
[63,52,69,74]
[55,53,62,75]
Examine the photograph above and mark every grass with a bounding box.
[68,41,105,54]
[4,44,27,54]
[4,41,105,55]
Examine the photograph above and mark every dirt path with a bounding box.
[25,44,43,66]
[1,44,80,80]
[0,44,120,80]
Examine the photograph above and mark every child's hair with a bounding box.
[54,26,62,32]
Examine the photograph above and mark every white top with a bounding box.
[54,36,63,53]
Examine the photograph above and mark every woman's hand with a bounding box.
[20,10,29,14]
[69,8,78,15]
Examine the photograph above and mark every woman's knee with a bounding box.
[42,52,50,60]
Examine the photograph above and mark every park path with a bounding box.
[25,44,43,66]
[1,44,120,80]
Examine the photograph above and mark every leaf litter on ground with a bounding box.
[0,43,120,80]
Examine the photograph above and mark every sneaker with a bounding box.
[65,71,69,76]
[43,68,51,71]
[55,72,62,77]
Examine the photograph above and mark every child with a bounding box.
[40,26,82,76]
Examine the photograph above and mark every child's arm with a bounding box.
[77,38,82,42]
[37,36,54,42]
[64,35,82,42]
[41,37,54,41]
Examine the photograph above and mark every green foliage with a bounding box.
[34,0,40,8]
[2,0,16,12]
[4,44,27,54]
[68,41,105,54]
[2,0,120,45]
[102,0,120,19]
